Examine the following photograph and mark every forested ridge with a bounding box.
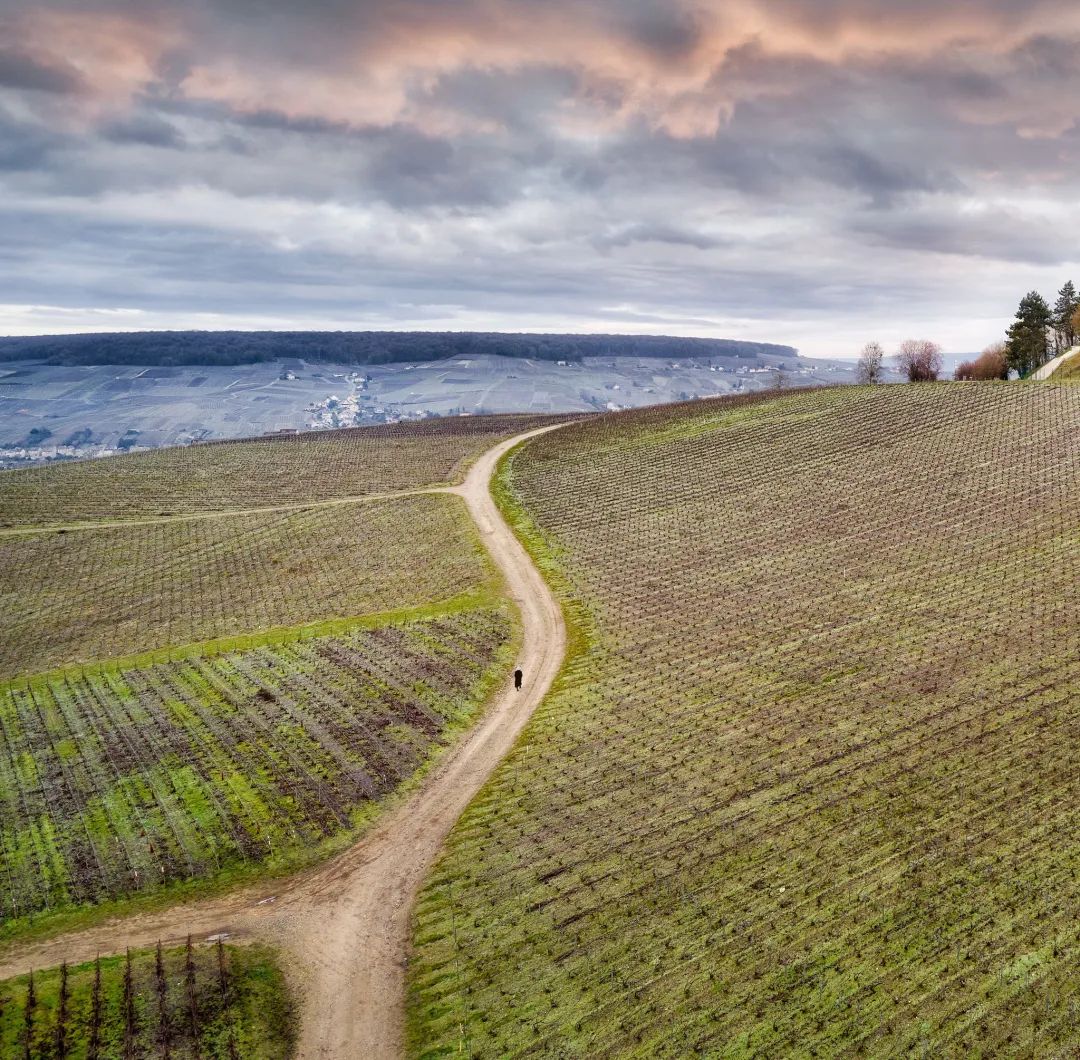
[0,330,796,367]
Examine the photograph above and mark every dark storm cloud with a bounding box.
[1,0,1079,352]
[0,46,83,94]
[101,111,184,147]
[0,106,68,171]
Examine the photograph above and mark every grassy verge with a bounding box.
[488,436,594,670]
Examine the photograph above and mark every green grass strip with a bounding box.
[3,588,501,693]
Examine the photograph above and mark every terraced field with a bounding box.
[409,384,1080,1056]
[0,940,292,1057]
[0,413,571,528]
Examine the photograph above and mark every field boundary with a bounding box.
[488,436,597,695]
[2,587,500,691]
[0,483,459,537]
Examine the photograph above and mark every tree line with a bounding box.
[0,330,796,368]
[956,281,1079,380]
[855,340,944,384]
[855,280,1080,385]
[1001,281,1080,377]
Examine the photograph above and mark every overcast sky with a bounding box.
[2,0,1080,356]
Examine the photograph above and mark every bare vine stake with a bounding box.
[55,961,69,1058]
[22,970,34,1060]
[88,957,102,1060]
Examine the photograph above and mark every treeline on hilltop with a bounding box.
[853,279,1080,385]
[958,280,1080,380]
[0,330,796,368]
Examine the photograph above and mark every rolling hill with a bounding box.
[0,414,567,933]
[408,382,1080,1056]
[1,382,1078,1057]
[0,331,796,368]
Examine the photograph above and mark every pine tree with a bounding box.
[1052,280,1079,352]
[1005,291,1052,376]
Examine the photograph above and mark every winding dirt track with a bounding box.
[0,425,569,1058]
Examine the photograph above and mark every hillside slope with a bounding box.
[0,413,570,527]
[409,383,1080,1057]
[0,415,562,934]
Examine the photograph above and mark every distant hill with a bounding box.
[0,330,797,368]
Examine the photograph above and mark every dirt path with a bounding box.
[0,425,569,1058]
[1032,345,1080,380]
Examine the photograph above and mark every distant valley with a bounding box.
[0,341,880,467]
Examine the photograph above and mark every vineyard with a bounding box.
[0,606,511,924]
[0,413,572,528]
[1,493,494,679]
[1055,356,1080,380]
[0,940,292,1057]
[409,383,1080,1056]
[0,414,561,942]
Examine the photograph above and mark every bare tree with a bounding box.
[855,342,885,384]
[896,339,943,382]
[89,957,102,1060]
[156,941,171,1059]
[123,949,135,1060]
[185,935,199,1050]
[955,342,1008,381]
[22,971,35,1060]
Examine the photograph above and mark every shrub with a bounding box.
[955,343,1008,381]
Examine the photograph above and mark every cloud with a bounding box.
[0,0,1079,355]
[0,46,84,94]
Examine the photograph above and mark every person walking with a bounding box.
[514,668,523,691]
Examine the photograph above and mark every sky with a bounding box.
[2,1,1080,357]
